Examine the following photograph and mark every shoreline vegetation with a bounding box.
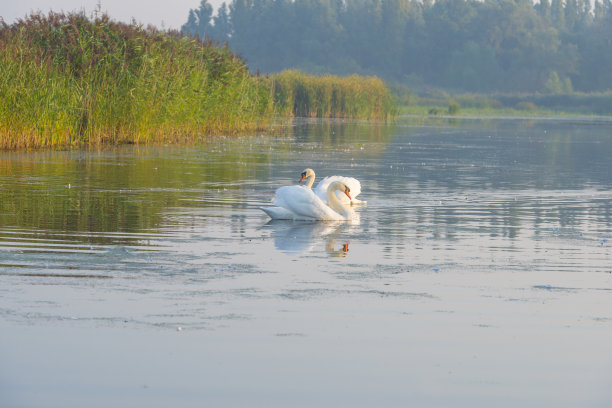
[0,12,270,149]
[0,12,397,150]
[393,86,612,118]
[1,12,609,150]
[270,70,397,120]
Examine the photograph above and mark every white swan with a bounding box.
[299,168,366,205]
[261,181,355,221]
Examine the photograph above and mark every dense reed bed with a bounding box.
[0,12,271,149]
[0,13,398,149]
[269,70,397,120]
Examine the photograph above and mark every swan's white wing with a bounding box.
[273,185,309,208]
[260,206,295,220]
[262,185,306,220]
[314,176,363,204]
[263,185,332,220]
[276,185,344,221]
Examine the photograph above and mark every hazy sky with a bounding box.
[1,0,225,30]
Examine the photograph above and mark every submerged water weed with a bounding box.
[0,11,272,149]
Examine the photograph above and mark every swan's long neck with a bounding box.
[305,173,315,189]
[327,182,353,220]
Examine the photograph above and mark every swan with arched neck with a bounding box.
[299,168,365,205]
[261,180,355,221]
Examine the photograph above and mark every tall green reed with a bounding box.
[0,14,397,149]
[0,12,271,149]
[269,70,397,120]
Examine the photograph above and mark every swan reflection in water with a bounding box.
[325,238,350,257]
[265,216,358,257]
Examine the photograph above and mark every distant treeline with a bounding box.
[401,90,612,116]
[495,92,612,115]
[0,12,395,149]
[183,0,612,93]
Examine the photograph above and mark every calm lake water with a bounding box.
[1,117,611,407]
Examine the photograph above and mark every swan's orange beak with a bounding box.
[299,173,306,182]
[344,189,352,200]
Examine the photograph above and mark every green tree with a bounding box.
[211,3,232,42]
[179,0,612,93]
[544,71,571,93]
[378,0,412,77]
[447,41,499,91]
[536,0,552,24]
[423,0,480,86]
[565,0,577,30]
[341,0,383,72]
[574,0,612,90]
[551,0,565,29]
[482,0,568,91]
[182,0,214,39]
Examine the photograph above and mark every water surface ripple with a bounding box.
[1,118,612,407]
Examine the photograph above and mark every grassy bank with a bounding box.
[0,12,271,149]
[396,89,612,118]
[269,70,397,120]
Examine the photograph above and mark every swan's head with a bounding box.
[299,168,315,183]
[343,185,352,200]
[330,181,351,200]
